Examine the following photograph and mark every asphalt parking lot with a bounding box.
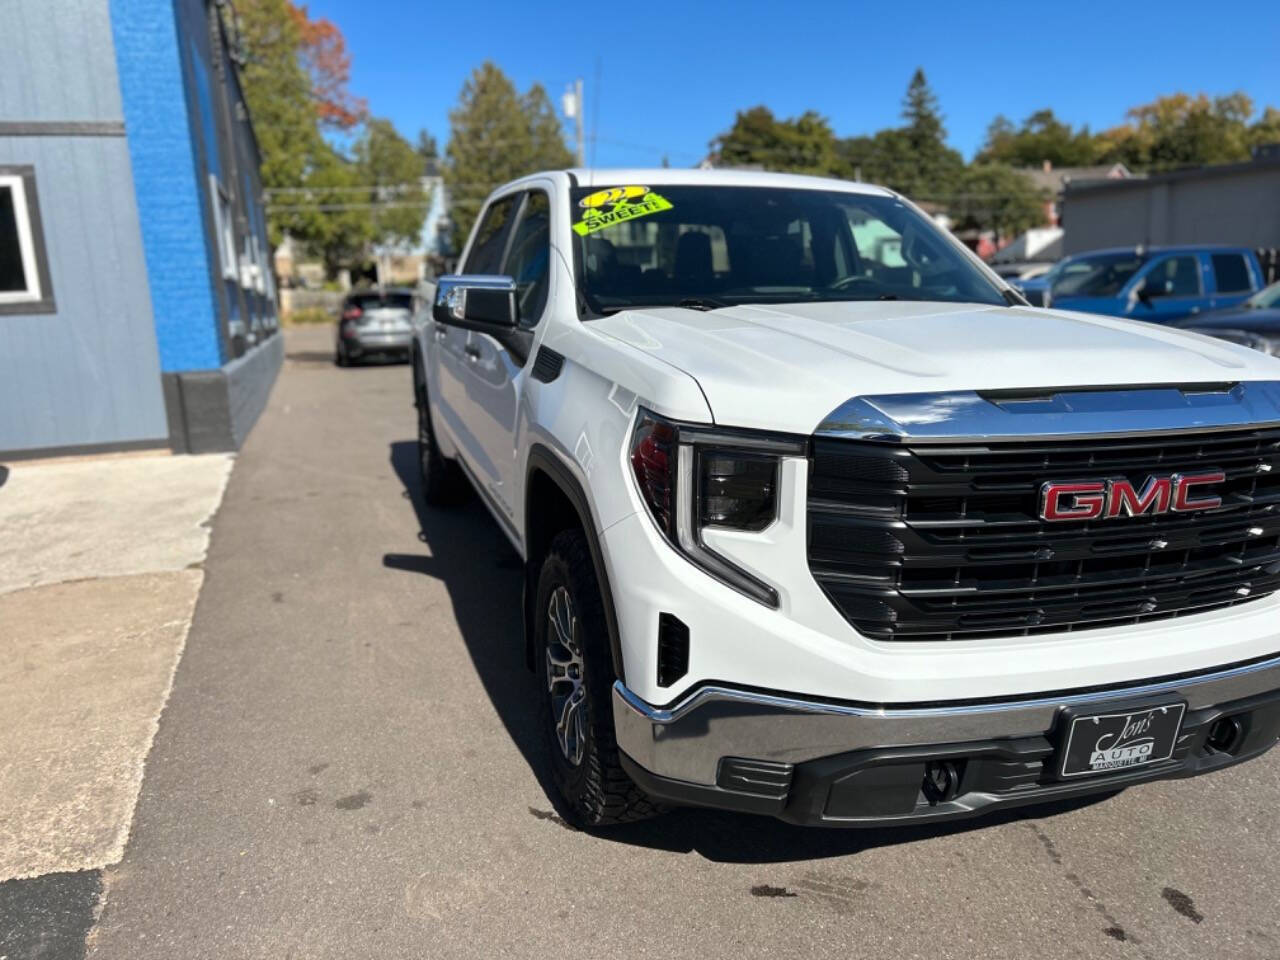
[61,326,1280,958]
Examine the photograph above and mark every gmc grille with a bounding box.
[808,428,1280,641]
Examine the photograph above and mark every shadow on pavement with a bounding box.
[385,440,1113,864]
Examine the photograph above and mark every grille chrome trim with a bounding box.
[817,382,1280,444]
[808,421,1280,642]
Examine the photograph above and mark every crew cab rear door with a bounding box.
[1208,250,1258,310]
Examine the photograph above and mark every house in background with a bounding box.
[0,0,279,459]
[1018,160,1134,227]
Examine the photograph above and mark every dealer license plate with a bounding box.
[1059,701,1186,778]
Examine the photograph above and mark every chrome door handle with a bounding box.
[433,327,447,340]
[464,346,481,362]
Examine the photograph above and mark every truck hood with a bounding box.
[592,300,1280,434]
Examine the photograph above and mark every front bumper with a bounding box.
[613,654,1280,826]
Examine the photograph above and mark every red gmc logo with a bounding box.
[1039,472,1227,522]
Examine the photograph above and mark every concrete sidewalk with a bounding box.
[0,453,232,883]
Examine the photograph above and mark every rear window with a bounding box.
[1211,253,1252,294]
[347,292,413,311]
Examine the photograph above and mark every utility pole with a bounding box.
[574,77,585,166]
[564,78,584,166]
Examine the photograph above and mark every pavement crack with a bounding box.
[1025,822,1148,955]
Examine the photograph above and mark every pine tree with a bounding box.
[894,68,964,203]
[444,63,574,243]
[902,68,945,150]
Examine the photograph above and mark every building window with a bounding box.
[0,166,55,314]
[209,174,237,280]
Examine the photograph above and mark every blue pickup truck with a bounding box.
[1018,245,1265,324]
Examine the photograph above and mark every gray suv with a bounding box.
[335,288,419,366]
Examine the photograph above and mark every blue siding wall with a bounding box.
[110,0,223,372]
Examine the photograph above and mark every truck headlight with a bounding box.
[699,451,778,530]
[629,408,804,607]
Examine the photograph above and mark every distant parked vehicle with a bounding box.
[1169,281,1280,356]
[335,288,419,366]
[1038,245,1263,323]
[992,261,1054,284]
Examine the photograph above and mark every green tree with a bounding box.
[1094,92,1262,170]
[710,106,839,175]
[948,164,1048,241]
[835,128,914,191]
[234,0,323,248]
[976,109,1099,167]
[444,62,573,243]
[303,146,375,276]
[894,69,964,201]
[416,130,439,170]
[1250,107,1280,150]
[356,118,430,250]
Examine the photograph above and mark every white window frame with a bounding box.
[0,171,50,309]
[208,174,237,280]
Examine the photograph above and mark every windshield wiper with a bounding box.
[677,297,731,311]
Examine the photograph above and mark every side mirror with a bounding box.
[1134,278,1154,305]
[432,275,518,332]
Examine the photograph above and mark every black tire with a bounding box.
[535,528,663,827]
[335,339,349,367]
[413,359,464,505]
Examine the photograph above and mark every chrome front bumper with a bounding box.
[613,653,1280,790]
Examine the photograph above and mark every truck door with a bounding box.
[435,193,520,466]
[1128,253,1204,324]
[462,188,553,519]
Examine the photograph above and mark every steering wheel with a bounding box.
[827,275,881,293]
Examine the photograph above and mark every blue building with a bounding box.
[0,0,281,458]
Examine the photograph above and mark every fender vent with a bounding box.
[656,613,689,687]
[531,347,565,383]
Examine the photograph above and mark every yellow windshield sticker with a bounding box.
[573,185,673,236]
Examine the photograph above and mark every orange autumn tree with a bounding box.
[288,4,367,131]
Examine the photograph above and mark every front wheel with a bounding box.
[535,529,662,826]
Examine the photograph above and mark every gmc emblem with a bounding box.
[1039,472,1226,522]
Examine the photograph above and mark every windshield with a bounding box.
[1246,281,1280,309]
[1050,252,1146,298]
[568,185,1007,314]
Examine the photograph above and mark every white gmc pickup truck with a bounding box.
[413,169,1280,827]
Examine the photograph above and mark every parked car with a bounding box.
[1036,245,1263,323]
[1169,280,1280,355]
[416,169,1280,829]
[991,261,1054,284]
[335,288,419,365]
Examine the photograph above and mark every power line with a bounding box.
[266,201,430,212]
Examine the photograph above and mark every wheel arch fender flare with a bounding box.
[524,443,626,684]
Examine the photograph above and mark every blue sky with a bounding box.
[306,0,1279,166]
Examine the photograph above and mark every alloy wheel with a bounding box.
[545,586,587,766]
